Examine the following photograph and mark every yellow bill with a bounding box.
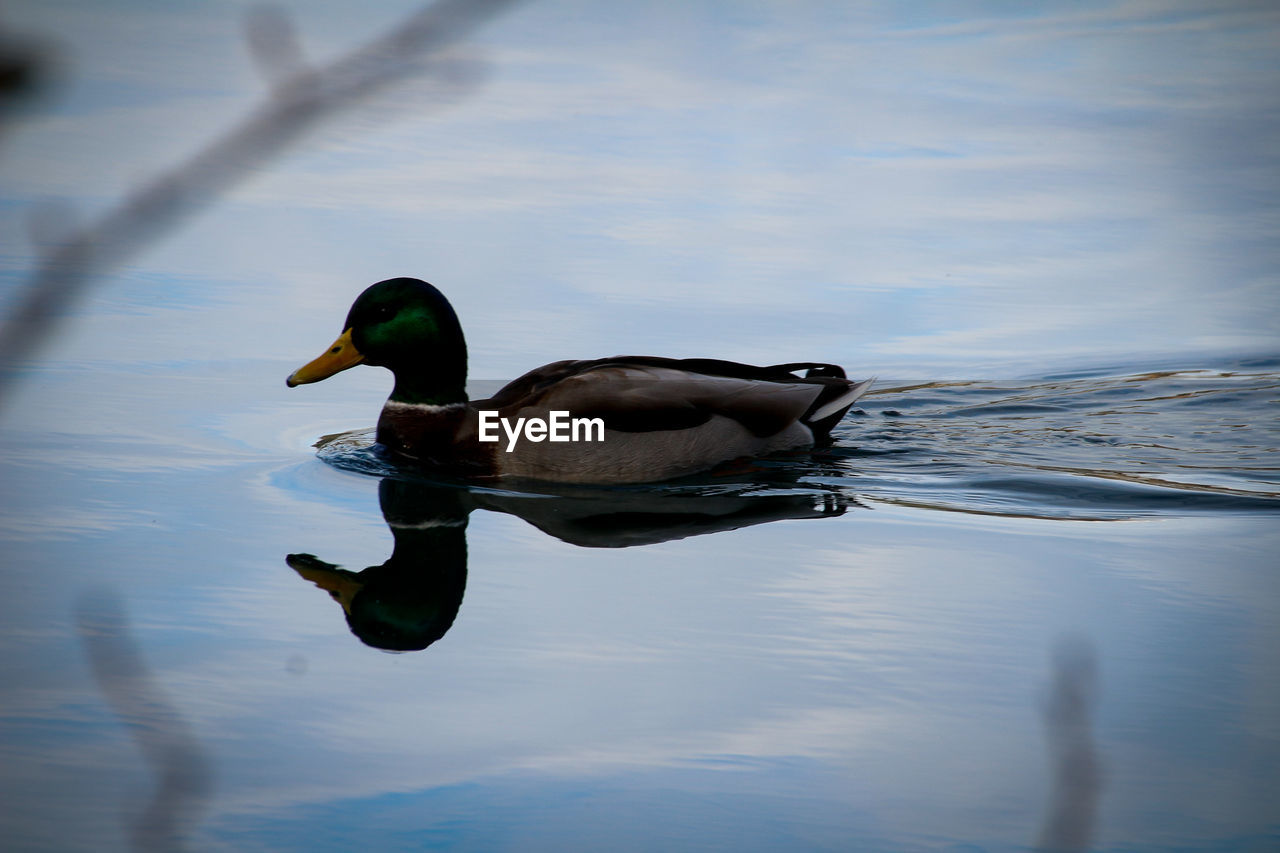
[287,328,364,387]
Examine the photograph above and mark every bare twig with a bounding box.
[1036,635,1103,852]
[0,0,519,406]
[77,588,213,851]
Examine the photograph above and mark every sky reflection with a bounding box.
[2,1,1277,378]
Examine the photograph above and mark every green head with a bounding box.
[287,278,468,405]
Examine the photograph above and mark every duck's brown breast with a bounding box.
[376,402,495,473]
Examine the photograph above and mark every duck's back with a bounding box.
[468,357,871,484]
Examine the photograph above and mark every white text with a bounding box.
[477,410,605,452]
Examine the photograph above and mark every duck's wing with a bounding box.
[478,356,871,438]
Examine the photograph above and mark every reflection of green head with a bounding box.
[345,480,469,651]
[290,480,470,653]
[344,576,463,652]
[343,521,468,652]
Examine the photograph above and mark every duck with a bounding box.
[286,277,873,484]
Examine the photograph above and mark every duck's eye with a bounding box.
[376,306,392,319]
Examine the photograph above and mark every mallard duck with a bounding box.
[287,277,873,484]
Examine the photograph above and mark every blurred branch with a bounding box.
[1036,635,1103,853]
[0,39,46,113]
[0,0,519,406]
[77,588,213,851]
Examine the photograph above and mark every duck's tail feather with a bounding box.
[804,376,875,445]
[766,361,848,380]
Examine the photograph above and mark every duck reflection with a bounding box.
[289,476,851,652]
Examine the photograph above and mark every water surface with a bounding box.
[1,358,1276,851]
[2,2,1278,850]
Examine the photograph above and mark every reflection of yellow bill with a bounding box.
[286,328,364,386]
[288,556,362,615]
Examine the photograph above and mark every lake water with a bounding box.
[2,2,1279,851]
